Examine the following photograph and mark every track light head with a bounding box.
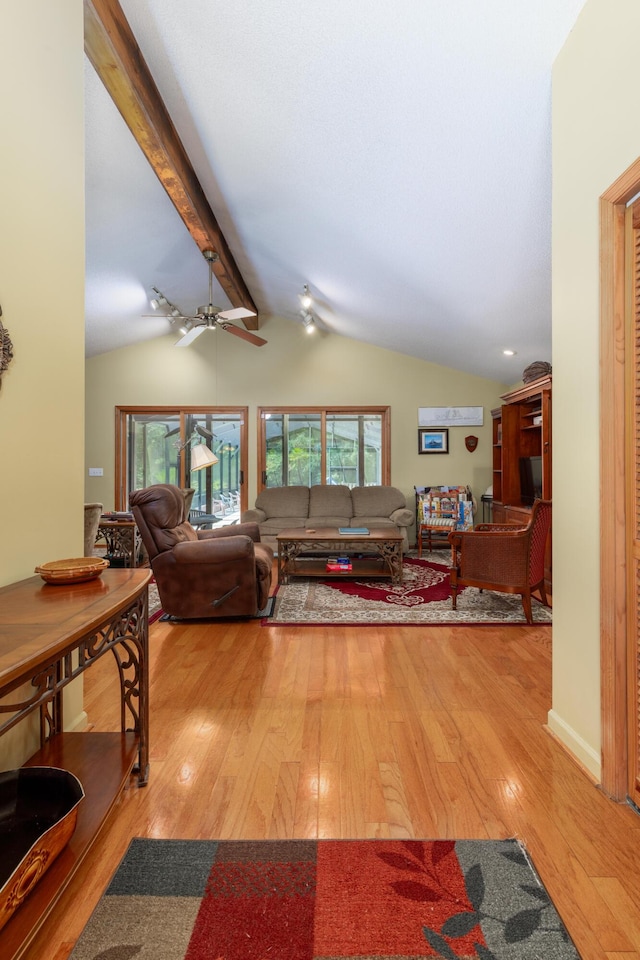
[150,287,168,310]
[301,284,312,310]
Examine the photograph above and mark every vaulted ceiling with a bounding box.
[84,0,585,382]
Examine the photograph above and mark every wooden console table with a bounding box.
[0,568,151,960]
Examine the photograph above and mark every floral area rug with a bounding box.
[269,556,553,626]
[148,580,163,624]
[68,838,580,959]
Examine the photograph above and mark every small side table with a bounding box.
[97,519,142,568]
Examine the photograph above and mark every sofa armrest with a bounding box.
[241,508,267,524]
[198,522,261,543]
[390,506,414,527]
[172,536,254,563]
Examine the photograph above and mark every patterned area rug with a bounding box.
[269,556,553,625]
[68,838,579,959]
[148,581,162,624]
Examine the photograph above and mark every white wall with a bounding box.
[550,0,640,776]
[0,0,85,767]
[85,314,509,527]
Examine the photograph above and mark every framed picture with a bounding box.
[418,406,484,427]
[418,428,449,454]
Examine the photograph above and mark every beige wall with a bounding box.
[0,0,85,767]
[551,0,640,776]
[85,315,509,526]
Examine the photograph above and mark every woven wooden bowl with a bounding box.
[35,557,110,584]
[0,767,84,932]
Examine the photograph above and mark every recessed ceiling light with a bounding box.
[503,349,516,356]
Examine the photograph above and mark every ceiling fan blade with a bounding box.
[217,307,257,321]
[219,322,267,347]
[175,324,208,346]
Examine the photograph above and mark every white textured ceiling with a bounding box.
[85,0,585,382]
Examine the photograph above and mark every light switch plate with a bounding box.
[88,467,103,477]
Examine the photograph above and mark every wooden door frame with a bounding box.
[599,157,640,798]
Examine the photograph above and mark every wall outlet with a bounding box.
[88,467,104,477]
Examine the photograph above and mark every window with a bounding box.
[258,407,390,490]
[116,407,248,515]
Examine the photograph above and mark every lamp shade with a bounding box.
[190,444,218,472]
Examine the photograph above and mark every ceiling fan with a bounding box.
[147,249,267,347]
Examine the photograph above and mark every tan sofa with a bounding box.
[241,484,414,552]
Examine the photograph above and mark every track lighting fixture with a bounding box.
[302,312,316,333]
[149,286,185,320]
[300,284,312,310]
[150,287,168,310]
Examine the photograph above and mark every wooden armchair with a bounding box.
[448,499,552,623]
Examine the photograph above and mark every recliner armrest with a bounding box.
[172,536,254,564]
[197,522,261,543]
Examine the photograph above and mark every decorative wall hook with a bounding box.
[0,304,14,390]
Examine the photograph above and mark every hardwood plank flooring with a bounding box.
[21,615,640,960]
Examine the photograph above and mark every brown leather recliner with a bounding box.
[129,484,273,619]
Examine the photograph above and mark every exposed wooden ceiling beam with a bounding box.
[84,0,259,327]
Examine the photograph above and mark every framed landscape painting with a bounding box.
[418,428,449,454]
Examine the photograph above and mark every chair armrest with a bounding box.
[241,508,266,524]
[197,522,261,543]
[390,507,414,527]
[474,522,526,532]
[172,536,254,563]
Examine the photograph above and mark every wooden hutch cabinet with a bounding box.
[491,374,552,589]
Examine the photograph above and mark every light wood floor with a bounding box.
[31,612,640,960]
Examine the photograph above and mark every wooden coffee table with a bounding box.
[276,526,404,585]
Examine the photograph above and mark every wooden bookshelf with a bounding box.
[491,374,552,589]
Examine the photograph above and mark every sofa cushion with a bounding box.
[255,485,310,519]
[348,516,396,530]
[307,516,352,529]
[350,485,407,517]
[260,517,308,536]
[308,484,354,519]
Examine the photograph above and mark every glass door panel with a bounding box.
[128,414,181,491]
[119,407,247,519]
[186,413,243,518]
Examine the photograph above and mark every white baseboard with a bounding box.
[65,709,89,733]
[547,709,601,780]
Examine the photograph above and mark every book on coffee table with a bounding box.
[339,527,369,535]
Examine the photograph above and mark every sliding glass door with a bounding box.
[116,406,248,518]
